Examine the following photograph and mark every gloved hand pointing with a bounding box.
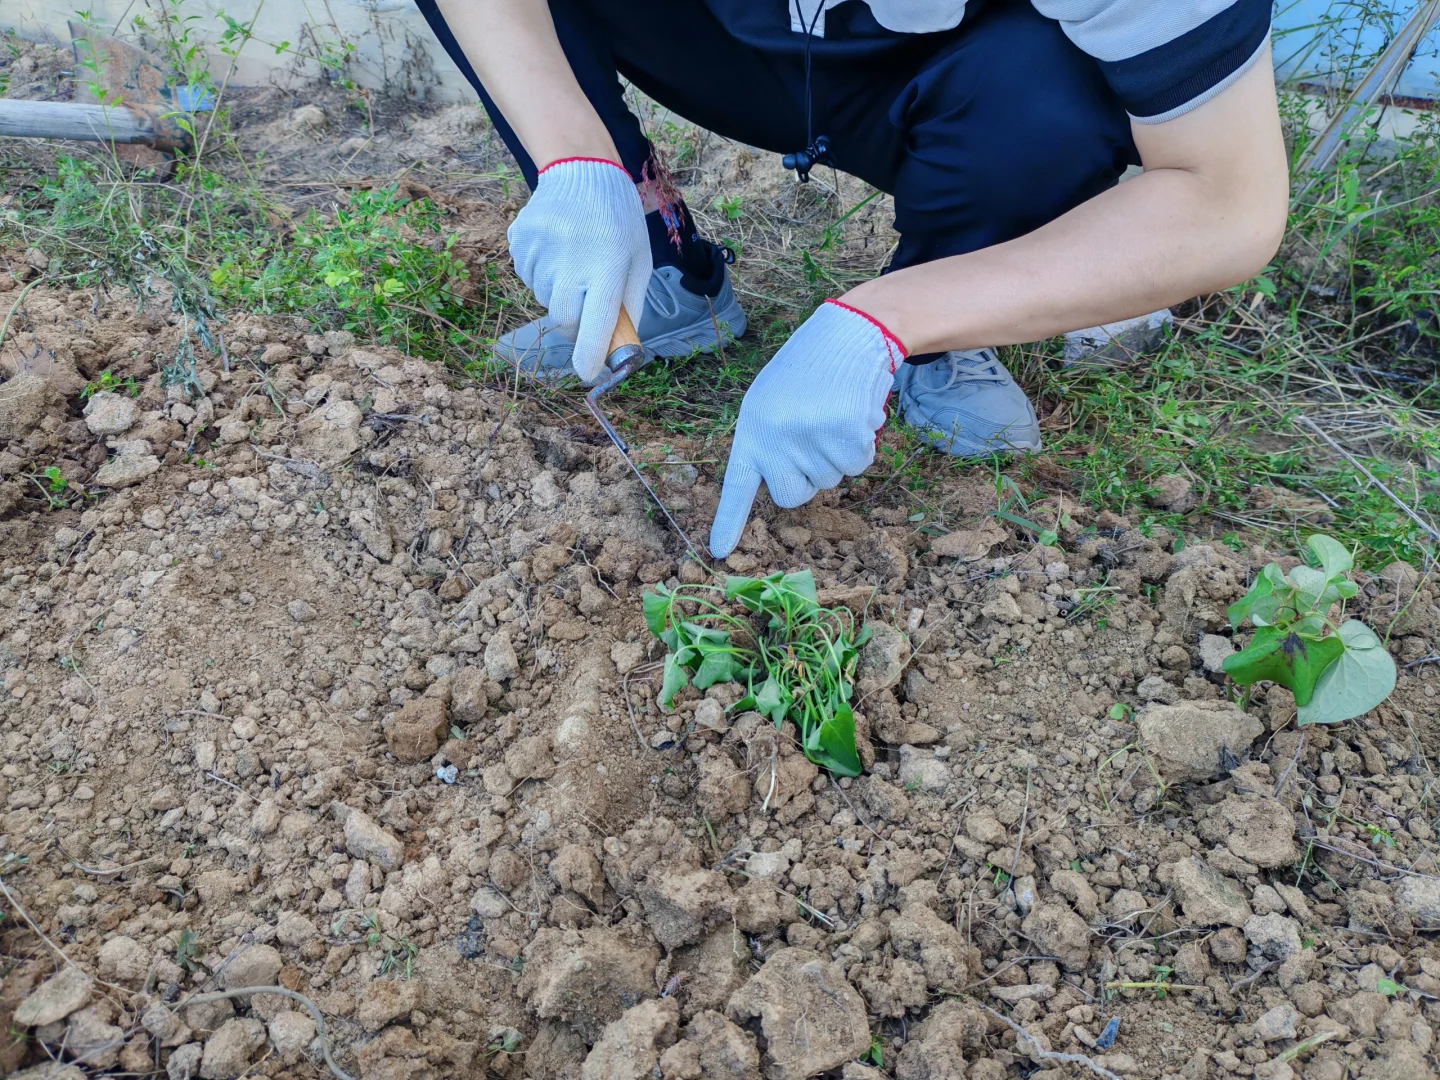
[709,300,906,558]
[506,158,651,382]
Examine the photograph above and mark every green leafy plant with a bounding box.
[80,370,139,400]
[26,465,72,511]
[1224,534,1396,725]
[215,185,470,349]
[866,1035,884,1067]
[713,195,744,221]
[174,929,200,972]
[378,936,419,980]
[642,569,872,776]
[993,475,1065,546]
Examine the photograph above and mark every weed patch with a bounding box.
[644,569,871,776]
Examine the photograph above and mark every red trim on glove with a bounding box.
[537,156,630,177]
[824,299,908,371]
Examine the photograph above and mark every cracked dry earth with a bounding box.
[3,283,1440,1080]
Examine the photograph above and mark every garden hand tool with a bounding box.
[585,308,710,567]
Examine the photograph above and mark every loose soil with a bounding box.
[4,38,1440,1080]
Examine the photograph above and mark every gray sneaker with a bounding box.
[494,263,746,381]
[892,349,1041,457]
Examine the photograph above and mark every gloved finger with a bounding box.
[765,466,819,510]
[710,459,763,559]
[829,438,878,479]
[571,286,621,383]
[805,462,844,491]
[542,275,582,335]
[622,253,652,344]
[506,219,542,297]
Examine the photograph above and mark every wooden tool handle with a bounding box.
[608,307,641,354]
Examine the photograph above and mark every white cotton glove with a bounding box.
[506,158,651,381]
[709,300,906,558]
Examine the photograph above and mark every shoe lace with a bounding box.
[934,350,1008,391]
[645,240,734,317]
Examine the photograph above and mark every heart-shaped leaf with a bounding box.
[643,588,671,636]
[754,677,788,725]
[1228,574,1272,629]
[1288,565,1333,614]
[724,575,763,607]
[1298,620,1397,725]
[1308,534,1353,580]
[693,649,742,690]
[1223,625,1345,705]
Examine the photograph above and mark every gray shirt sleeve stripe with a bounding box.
[1029,0,1245,62]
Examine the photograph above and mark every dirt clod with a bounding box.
[14,967,95,1027]
[581,996,679,1080]
[1169,856,1253,927]
[727,947,870,1080]
[1137,700,1263,783]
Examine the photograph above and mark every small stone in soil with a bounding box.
[344,808,405,871]
[199,1017,266,1079]
[14,966,94,1027]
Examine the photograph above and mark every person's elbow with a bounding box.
[1231,177,1289,281]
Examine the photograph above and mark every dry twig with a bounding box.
[983,1006,1122,1080]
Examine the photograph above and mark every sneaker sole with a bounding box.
[645,294,747,359]
[906,420,1041,457]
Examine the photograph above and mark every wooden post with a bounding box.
[0,100,159,146]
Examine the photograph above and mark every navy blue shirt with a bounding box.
[707,0,1273,122]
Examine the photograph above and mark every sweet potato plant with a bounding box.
[1224,535,1396,724]
[643,570,871,776]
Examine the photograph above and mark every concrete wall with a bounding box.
[6,0,1436,104]
[4,0,472,100]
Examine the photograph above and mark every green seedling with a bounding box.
[643,569,871,776]
[867,1035,884,1067]
[1224,534,1396,724]
[992,474,1066,546]
[28,466,70,511]
[80,370,139,400]
[378,936,419,980]
[174,929,200,971]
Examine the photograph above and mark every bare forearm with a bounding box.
[847,55,1289,355]
[847,167,1281,353]
[435,0,618,166]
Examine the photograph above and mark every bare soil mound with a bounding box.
[2,283,1440,1080]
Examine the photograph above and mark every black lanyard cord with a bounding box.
[784,0,831,182]
[803,0,821,150]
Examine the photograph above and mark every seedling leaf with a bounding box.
[660,652,690,709]
[1308,534,1353,579]
[804,703,863,777]
[1228,572,1275,630]
[643,588,671,636]
[754,676,787,724]
[694,649,742,690]
[1298,620,1397,725]
[1222,626,1344,705]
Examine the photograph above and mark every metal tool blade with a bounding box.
[585,346,711,569]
